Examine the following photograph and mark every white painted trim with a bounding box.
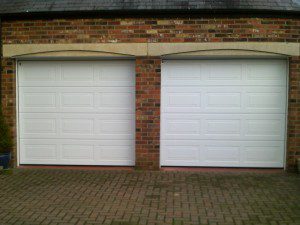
[283,58,290,171]
[16,59,20,167]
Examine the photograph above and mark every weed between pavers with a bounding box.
[0,169,13,175]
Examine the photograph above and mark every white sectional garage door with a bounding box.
[18,61,135,165]
[161,59,287,168]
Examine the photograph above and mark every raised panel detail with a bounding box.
[247,62,284,82]
[61,145,94,160]
[22,66,56,82]
[205,120,240,135]
[61,119,93,134]
[168,93,201,107]
[22,118,56,134]
[206,93,241,108]
[247,92,282,109]
[246,120,281,136]
[166,65,201,81]
[204,146,240,162]
[24,144,57,159]
[99,120,133,134]
[97,145,133,161]
[23,93,56,108]
[208,64,242,80]
[165,146,199,161]
[61,64,94,81]
[166,120,200,135]
[99,67,132,83]
[244,146,283,163]
[61,93,93,107]
[100,92,133,108]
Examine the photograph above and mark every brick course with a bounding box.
[2,17,300,44]
[1,16,300,170]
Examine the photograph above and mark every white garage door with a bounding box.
[161,59,287,168]
[18,61,135,166]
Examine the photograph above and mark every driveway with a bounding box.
[0,169,299,225]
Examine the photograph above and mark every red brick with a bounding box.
[135,57,161,170]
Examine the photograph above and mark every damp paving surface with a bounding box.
[0,169,299,225]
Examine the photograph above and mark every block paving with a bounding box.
[0,169,299,225]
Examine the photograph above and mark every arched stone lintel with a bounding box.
[148,42,300,57]
[3,42,300,58]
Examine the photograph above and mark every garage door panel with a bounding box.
[246,60,286,85]
[96,119,134,136]
[162,88,202,111]
[19,61,57,84]
[20,139,135,165]
[203,145,240,165]
[244,118,285,138]
[99,89,134,112]
[161,144,201,166]
[61,92,94,109]
[19,60,135,166]
[61,63,94,82]
[96,61,135,86]
[245,89,285,112]
[161,60,286,168]
[206,92,241,110]
[241,143,284,167]
[205,62,244,82]
[94,144,134,163]
[162,62,202,86]
[61,144,94,162]
[20,91,57,110]
[162,114,284,141]
[20,117,57,135]
[202,141,284,167]
[163,86,285,114]
[61,118,94,135]
[161,140,284,167]
[204,119,241,136]
[162,60,286,87]
[20,142,58,163]
[19,61,135,87]
[163,120,201,135]
[20,87,135,113]
[20,113,134,140]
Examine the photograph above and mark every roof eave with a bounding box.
[0,8,299,19]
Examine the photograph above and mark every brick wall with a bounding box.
[1,58,16,166]
[287,56,300,171]
[2,17,299,44]
[136,57,161,170]
[1,16,300,170]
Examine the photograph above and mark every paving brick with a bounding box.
[0,169,299,225]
